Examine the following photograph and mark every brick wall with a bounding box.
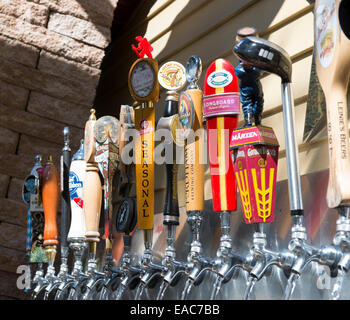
[0,0,119,299]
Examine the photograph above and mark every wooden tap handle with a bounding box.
[42,156,60,246]
[82,108,102,242]
[184,88,205,212]
[315,0,350,207]
[83,162,102,242]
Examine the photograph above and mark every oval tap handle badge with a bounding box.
[158,61,186,91]
[203,58,240,118]
[129,36,158,102]
[315,0,337,69]
[178,91,195,141]
[177,56,202,141]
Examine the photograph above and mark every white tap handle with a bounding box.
[67,158,86,241]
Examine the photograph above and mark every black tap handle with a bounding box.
[162,100,179,226]
[61,127,71,252]
[163,163,179,225]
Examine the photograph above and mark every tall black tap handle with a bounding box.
[160,99,180,226]
[163,163,179,225]
[61,127,71,252]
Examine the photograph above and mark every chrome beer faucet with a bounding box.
[134,230,167,300]
[55,240,88,300]
[55,140,90,299]
[281,211,349,300]
[114,235,143,300]
[209,212,252,300]
[330,208,350,299]
[180,211,213,300]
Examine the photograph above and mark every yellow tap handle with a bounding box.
[184,89,205,212]
[135,104,155,230]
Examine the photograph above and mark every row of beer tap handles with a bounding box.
[25,3,350,300]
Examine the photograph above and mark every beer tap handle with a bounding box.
[42,155,60,247]
[164,161,179,224]
[116,106,137,236]
[119,105,130,177]
[157,61,186,225]
[180,56,204,212]
[22,155,43,259]
[61,127,71,253]
[128,42,159,245]
[315,0,350,208]
[67,139,86,241]
[162,99,180,224]
[204,58,240,213]
[120,105,135,195]
[84,162,102,243]
[83,109,102,243]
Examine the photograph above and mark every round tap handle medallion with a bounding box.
[115,198,136,234]
[186,56,202,88]
[94,116,121,145]
[170,114,185,147]
[178,91,195,141]
[129,59,159,102]
[158,61,186,91]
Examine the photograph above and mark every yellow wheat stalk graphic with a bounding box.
[235,170,252,223]
[251,168,274,222]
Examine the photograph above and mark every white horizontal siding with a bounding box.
[119,0,327,205]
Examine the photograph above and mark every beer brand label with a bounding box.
[30,194,43,212]
[139,119,154,136]
[69,172,83,209]
[170,114,185,147]
[178,91,195,141]
[247,146,278,158]
[316,0,337,68]
[203,93,240,117]
[130,60,156,98]
[135,107,154,230]
[23,175,44,212]
[230,126,279,148]
[158,61,186,91]
[207,70,233,88]
[23,175,36,204]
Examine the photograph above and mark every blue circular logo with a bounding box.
[69,172,83,195]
